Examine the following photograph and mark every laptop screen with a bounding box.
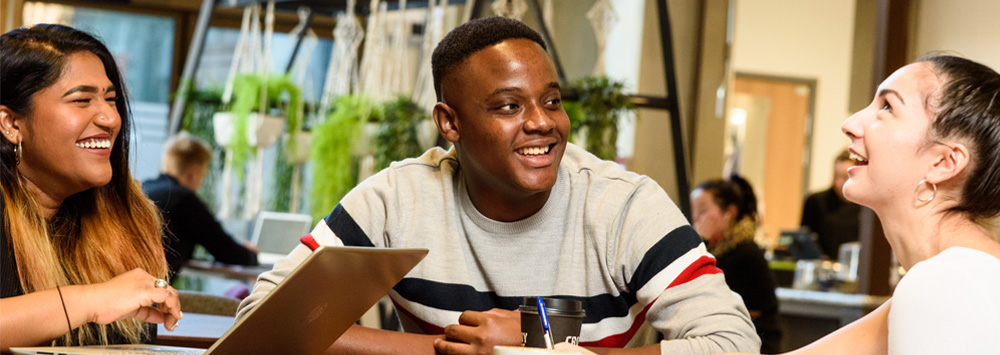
[251,212,312,256]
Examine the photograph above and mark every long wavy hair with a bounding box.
[1,24,166,345]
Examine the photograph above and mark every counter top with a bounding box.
[776,287,889,325]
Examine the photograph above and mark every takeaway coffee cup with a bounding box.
[518,297,585,348]
[494,345,583,355]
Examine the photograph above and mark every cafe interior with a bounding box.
[3,0,999,353]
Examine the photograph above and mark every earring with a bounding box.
[14,139,22,166]
[914,179,936,204]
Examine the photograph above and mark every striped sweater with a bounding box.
[238,144,759,354]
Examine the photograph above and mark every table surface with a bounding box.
[156,313,234,349]
[182,260,272,284]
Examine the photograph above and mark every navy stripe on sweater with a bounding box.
[392,228,705,324]
[326,204,707,325]
[324,204,375,247]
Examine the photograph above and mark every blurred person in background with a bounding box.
[800,148,862,258]
[142,131,257,280]
[691,175,781,353]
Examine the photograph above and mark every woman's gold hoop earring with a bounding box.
[914,179,936,204]
[14,140,22,166]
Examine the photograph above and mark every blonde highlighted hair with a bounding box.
[1,24,166,345]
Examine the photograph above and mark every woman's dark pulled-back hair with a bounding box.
[696,175,759,224]
[1,24,134,196]
[918,55,1000,221]
[431,16,546,102]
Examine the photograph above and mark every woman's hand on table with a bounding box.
[434,308,521,354]
[84,268,183,330]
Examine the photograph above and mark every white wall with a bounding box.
[605,0,646,160]
[731,0,857,193]
[911,0,1000,71]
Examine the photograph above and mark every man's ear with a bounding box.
[926,142,970,185]
[0,106,21,145]
[433,102,460,144]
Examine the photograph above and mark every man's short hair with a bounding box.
[431,16,546,102]
[162,131,212,176]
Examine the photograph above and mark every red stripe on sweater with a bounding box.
[668,255,722,288]
[580,255,722,348]
[390,297,446,335]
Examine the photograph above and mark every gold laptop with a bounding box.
[13,246,428,355]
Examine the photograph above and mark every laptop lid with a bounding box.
[205,246,427,354]
[13,246,428,355]
[250,212,313,265]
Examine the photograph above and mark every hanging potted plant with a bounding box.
[214,74,301,175]
[309,95,374,222]
[567,75,635,161]
[374,96,430,170]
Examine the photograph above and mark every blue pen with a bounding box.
[536,296,555,349]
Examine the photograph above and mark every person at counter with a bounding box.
[562,55,1000,355]
[691,175,781,353]
[800,148,862,258]
[0,24,182,350]
[142,132,258,280]
[238,16,759,355]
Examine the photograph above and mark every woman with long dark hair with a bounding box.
[1,24,182,350]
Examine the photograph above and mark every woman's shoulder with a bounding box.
[931,246,1000,270]
[898,246,1000,295]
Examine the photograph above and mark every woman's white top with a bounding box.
[889,247,1000,355]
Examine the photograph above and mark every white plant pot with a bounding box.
[249,113,285,148]
[212,112,235,147]
[284,131,312,163]
[211,112,285,148]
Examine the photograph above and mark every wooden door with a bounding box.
[731,75,814,247]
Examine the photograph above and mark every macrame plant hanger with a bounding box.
[285,6,317,214]
[318,0,365,121]
[491,0,527,20]
[244,0,278,220]
[413,0,448,113]
[587,0,617,76]
[215,4,256,219]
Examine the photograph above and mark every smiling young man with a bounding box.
[237,17,758,355]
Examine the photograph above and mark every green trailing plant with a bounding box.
[309,95,372,222]
[563,100,583,143]
[374,96,428,170]
[569,75,635,161]
[268,141,297,212]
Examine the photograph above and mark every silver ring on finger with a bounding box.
[154,278,168,289]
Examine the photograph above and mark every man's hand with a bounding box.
[433,309,521,355]
[555,342,598,354]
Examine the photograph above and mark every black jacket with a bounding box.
[716,241,782,353]
[142,174,257,279]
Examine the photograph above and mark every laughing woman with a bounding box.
[560,55,1000,355]
[1,24,182,350]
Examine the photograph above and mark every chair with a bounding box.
[177,290,242,317]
